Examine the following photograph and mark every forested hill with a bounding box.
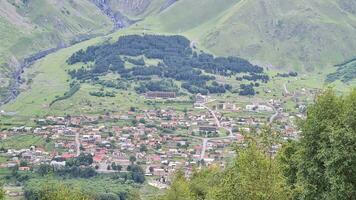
[67,34,267,95]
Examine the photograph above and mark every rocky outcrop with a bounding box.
[90,0,134,29]
[90,0,178,28]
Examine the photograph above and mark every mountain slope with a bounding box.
[0,0,181,104]
[0,0,115,102]
[1,0,356,112]
[140,0,356,71]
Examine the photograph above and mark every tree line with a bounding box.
[67,34,268,95]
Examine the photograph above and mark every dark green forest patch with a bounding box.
[67,35,268,96]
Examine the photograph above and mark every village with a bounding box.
[0,92,303,192]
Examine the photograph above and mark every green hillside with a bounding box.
[140,0,356,72]
[95,0,169,19]
[1,0,356,118]
[0,0,180,103]
[0,0,115,102]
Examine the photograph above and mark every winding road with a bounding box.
[268,103,279,125]
[283,82,290,95]
[197,101,235,160]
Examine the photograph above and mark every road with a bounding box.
[268,102,279,125]
[202,104,221,127]
[75,132,80,156]
[192,96,281,161]
[197,101,235,160]
[201,138,209,159]
[267,81,292,125]
[283,82,290,95]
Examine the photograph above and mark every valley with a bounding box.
[0,1,355,200]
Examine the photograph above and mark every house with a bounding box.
[199,126,217,133]
[19,167,31,171]
[223,103,236,110]
[93,155,104,163]
[153,168,165,176]
[246,104,273,112]
[50,161,66,168]
[195,93,207,104]
[161,122,177,129]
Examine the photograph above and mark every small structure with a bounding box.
[199,126,217,133]
[145,91,176,99]
[195,93,207,104]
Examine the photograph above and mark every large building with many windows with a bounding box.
[145,91,176,99]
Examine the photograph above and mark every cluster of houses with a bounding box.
[0,95,303,187]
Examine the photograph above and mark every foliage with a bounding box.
[326,61,356,83]
[278,88,356,199]
[135,79,179,93]
[159,141,290,200]
[94,79,130,90]
[126,164,145,184]
[208,142,291,200]
[50,82,80,106]
[23,178,138,200]
[67,35,267,94]
[67,153,94,167]
[239,83,256,96]
[242,73,270,82]
[36,163,97,179]
[25,183,91,200]
[89,91,116,97]
[158,170,195,200]
[36,154,97,178]
[0,182,4,200]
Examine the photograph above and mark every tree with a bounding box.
[139,144,148,152]
[127,165,145,183]
[0,183,5,200]
[188,167,220,200]
[159,170,194,200]
[20,160,28,167]
[37,164,52,176]
[130,107,136,112]
[35,183,90,200]
[208,142,291,200]
[279,88,356,199]
[129,156,136,164]
[277,140,300,190]
[139,118,146,124]
[116,165,122,172]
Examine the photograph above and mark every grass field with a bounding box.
[0,134,53,151]
[0,156,8,164]
[0,168,11,178]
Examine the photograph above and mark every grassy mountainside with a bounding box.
[0,27,339,119]
[0,0,180,103]
[95,0,172,19]
[140,0,356,72]
[1,0,355,118]
[0,0,115,102]
[0,0,114,62]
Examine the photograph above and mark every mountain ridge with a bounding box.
[1,0,356,105]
